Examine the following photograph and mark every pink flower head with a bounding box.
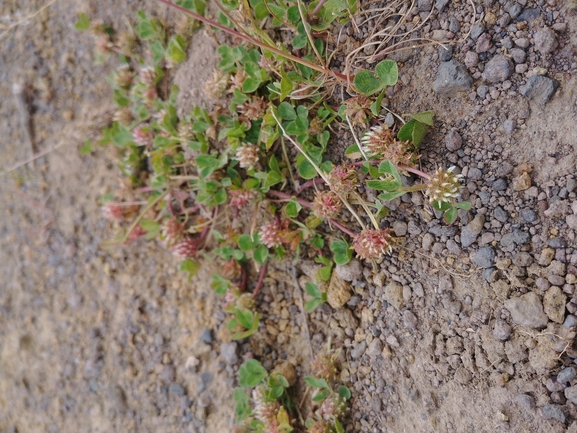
[229,189,258,208]
[352,228,393,260]
[170,236,198,259]
[327,165,359,196]
[259,219,289,249]
[312,191,342,219]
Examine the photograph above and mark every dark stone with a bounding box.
[438,45,453,62]
[492,178,508,191]
[520,208,537,223]
[517,8,541,23]
[519,75,560,105]
[472,247,496,268]
[199,329,214,344]
[483,55,514,83]
[434,60,473,97]
[548,238,567,249]
[541,404,566,423]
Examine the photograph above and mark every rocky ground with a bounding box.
[1,0,577,432]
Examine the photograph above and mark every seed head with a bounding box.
[170,236,198,259]
[139,66,156,87]
[361,125,415,166]
[229,189,258,208]
[229,70,248,93]
[116,31,137,55]
[310,352,338,382]
[221,260,242,280]
[252,387,279,427]
[205,69,229,98]
[101,202,125,221]
[327,165,359,196]
[115,66,134,88]
[236,293,256,311]
[113,107,133,126]
[312,191,342,220]
[238,96,268,121]
[235,143,260,170]
[162,219,185,244]
[344,96,372,127]
[307,419,331,433]
[320,394,347,421]
[425,166,462,206]
[132,125,153,147]
[259,219,289,249]
[352,228,393,260]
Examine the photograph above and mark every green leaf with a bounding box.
[338,385,352,400]
[79,140,94,155]
[366,179,400,191]
[330,239,353,265]
[370,89,386,116]
[305,282,322,298]
[335,418,345,433]
[375,59,399,86]
[318,265,331,282]
[264,170,283,188]
[285,199,302,218]
[353,70,383,96]
[166,35,187,64]
[196,155,219,178]
[433,201,451,211]
[378,160,402,184]
[150,40,166,65]
[305,298,324,312]
[254,244,269,264]
[297,160,317,179]
[397,119,416,142]
[180,258,200,279]
[411,121,429,146]
[412,110,435,126]
[444,207,458,224]
[378,191,406,201]
[75,13,90,31]
[455,201,471,210]
[278,102,296,120]
[235,308,255,329]
[292,34,308,49]
[242,78,261,93]
[238,234,258,251]
[311,388,328,402]
[344,143,362,160]
[239,359,267,388]
[287,5,300,24]
[304,376,329,388]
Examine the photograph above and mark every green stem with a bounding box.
[157,0,351,81]
[122,189,169,243]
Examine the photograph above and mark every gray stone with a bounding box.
[514,38,530,49]
[472,247,495,268]
[494,206,508,222]
[512,252,532,267]
[520,208,537,223]
[504,292,549,328]
[160,365,176,383]
[543,286,566,324]
[567,215,577,230]
[517,8,541,22]
[367,338,383,357]
[470,24,484,40]
[500,230,530,247]
[475,33,492,53]
[557,367,576,384]
[535,28,558,54]
[438,45,453,62]
[169,383,186,396]
[445,129,462,151]
[435,0,449,11]
[461,215,485,248]
[336,260,362,281]
[477,85,489,98]
[520,75,560,105]
[199,329,213,344]
[402,310,418,329]
[483,55,514,83]
[434,59,473,97]
[510,48,527,64]
[565,386,577,404]
[515,393,535,410]
[220,342,238,365]
[384,112,395,127]
[464,51,479,68]
[449,16,460,33]
[468,167,482,180]
[384,282,405,310]
[422,233,434,251]
[509,4,522,18]
[503,120,516,135]
[495,162,514,177]
[417,0,433,11]
[564,315,577,328]
[393,221,408,236]
[548,238,567,249]
[493,319,512,341]
[351,340,367,359]
[541,404,566,423]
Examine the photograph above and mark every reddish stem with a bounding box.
[328,218,356,237]
[297,178,325,194]
[267,190,312,208]
[252,262,268,298]
[238,263,248,292]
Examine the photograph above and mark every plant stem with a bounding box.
[157,0,350,81]
[252,262,268,297]
[309,0,328,19]
[267,190,312,208]
[329,218,356,237]
[122,190,169,243]
[399,165,431,180]
[297,178,325,193]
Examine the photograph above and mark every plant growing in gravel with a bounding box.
[234,359,295,432]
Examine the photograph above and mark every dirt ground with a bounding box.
[2,0,577,433]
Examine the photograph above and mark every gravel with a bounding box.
[472,246,496,268]
[434,59,473,97]
[482,55,514,83]
[519,75,560,105]
[504,293,549,328]
[220,342,238,365]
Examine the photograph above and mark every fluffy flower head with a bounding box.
[259,219,289,249]
[361,125,414,166]
[312,191,342,220]
[425,166,462,206]
[327,165,359,196]
[352,228,392,260]
[235,143,260,170]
